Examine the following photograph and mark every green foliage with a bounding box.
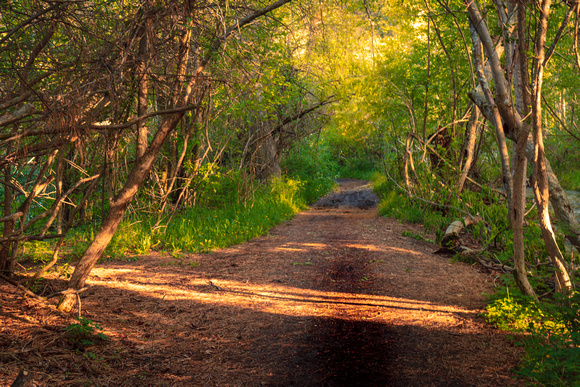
[65,317,108,347]
[557,169,580,192]
[401,230,434,243]
[515,292,580,385]
[486,282,546,332]
[150,176,309,253]
[374,175,438,226]
[282,137,338,204]
[18,241,54,264]
[486,284,580,386]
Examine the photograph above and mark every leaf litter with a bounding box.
[0,179,524,386]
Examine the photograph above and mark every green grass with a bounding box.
[20,148,336,266]
[154,177,306,253]
[485,280,580,386]
[57,175,328,260]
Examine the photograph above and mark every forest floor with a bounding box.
[0,179,524,386]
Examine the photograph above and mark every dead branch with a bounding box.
[10,369,34,387]
[384,168,478,220]
[0,273,46,301]
[0,233,65,244]
[440,215,483,251]
[0,104,35,127]
[0,212,23,223]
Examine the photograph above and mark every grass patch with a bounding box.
[155,177,307,253]
[486,278,580,385]
[59,175,330,259]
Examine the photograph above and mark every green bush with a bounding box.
[155,176,305,252]
[515,292,580,386]
[486,283,580,385]
[282,139,337,204]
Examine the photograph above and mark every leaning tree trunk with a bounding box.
[457,105,480,195]
[57,113,185,312]
[57,0,294,313]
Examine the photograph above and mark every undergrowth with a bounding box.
[19,137,337,269]
[20,170,333,265]
[486,278,580,386]
[154,177,306,253]
[100,176,314,256]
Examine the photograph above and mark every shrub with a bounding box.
[486,283,580,385]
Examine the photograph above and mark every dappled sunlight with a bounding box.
[274,247,306,252]
[88,267,477,328]
[268,241,420,256]
[344,242,423,256]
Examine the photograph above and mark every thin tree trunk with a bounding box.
[469,20,513,216]
[510,3,535,298]
[422,13,431,142]
[425,0,457,135]
[404,133,416,193]
[0,162,14,275]
[136,13,152,160]
[531,0,572,293]
[457,106,480,195]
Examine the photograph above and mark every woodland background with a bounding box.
[1,0,580,383]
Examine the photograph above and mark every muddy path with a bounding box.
[1,179,523,386]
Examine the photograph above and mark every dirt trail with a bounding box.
[0,179,523,386]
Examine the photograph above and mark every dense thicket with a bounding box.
[2,0,580,314]
[0,0,337,310]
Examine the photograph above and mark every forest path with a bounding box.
[1,180,523,386]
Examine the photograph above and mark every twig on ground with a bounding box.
[0,273,46,301]
[10,369,33,387]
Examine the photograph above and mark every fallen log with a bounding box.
[436,215,483,253]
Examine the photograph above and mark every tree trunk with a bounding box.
[57,113,184,312]
[531,0,572,293]
[255,122,282,182]
[510,3,536,298]
[136,13,152,160]
[469,19,513,220]
[403,133,416,193]
[0,162,14,275]
[457,106,480,195]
